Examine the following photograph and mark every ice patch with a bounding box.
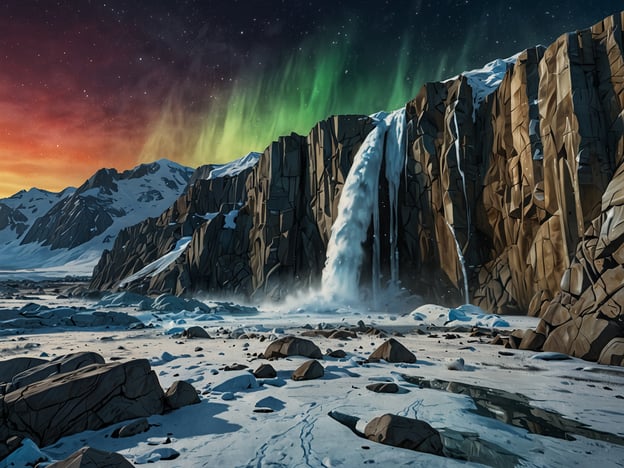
[223,209,238,229]
[118,237,192,287]
[411,303,509,328]
[206,152,260,179]
[445,53,520,120]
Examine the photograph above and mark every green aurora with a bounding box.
[138,25,487,166]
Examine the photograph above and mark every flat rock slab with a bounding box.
[1,359,165,447]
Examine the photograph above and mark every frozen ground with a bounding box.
[1,283,624,467]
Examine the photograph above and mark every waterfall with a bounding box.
[445,220,470,304]
[384,109,407,289]
[321,109,406,302]
[450,83,471,304]
[452,82,471,244]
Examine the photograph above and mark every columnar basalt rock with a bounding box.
[89,14,624,364]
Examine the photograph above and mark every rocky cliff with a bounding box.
[91,13,624,364]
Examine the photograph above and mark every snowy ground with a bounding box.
[1,284,624,468]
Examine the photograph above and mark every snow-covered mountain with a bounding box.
[0,159,194,279]
[0,187,75,245]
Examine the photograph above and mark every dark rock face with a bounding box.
[20,160,193,251]
[0,359,165,448]
[89,14,624,363]
[0,203,27,233]
[401,13,624,361]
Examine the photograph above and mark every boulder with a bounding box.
[368,338,416,363]
[598,338,624,366]
[48,446,134,467]
[253,364,277,379]
[164,380,200,410]
[366,383,399,393]
[182,326,210,339]
[0,359,165,447]
[263,336,322,360]
[292,360,324,381]
[327,349,347,359]
[364,413,444,455]
[519,329,546,351]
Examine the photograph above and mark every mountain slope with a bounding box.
[0,159,194,278]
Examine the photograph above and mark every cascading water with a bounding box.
[321,108,406,303]
[385,109,407,289]
[446,220,470,304]
[450,82,471,304]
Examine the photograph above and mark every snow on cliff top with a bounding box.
[445,52,522,119]
[207,152,261,180]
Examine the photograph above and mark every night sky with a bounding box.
[0,1,619,197]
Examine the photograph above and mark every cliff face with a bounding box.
[90,116,374,296]
[91,13,624,364]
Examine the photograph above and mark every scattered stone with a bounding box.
[223,363,248,371]
[263,336,322,360]
[292,360,324,381]
[253,363,277,379]
[364,414,444,455]
[327,349,347,359]
[366,383,399,393]
[368,338,416,363]
[446,357,465,371]
[183,326,210,339]
[164,380,200,410]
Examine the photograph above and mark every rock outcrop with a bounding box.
[89,14,624,363]
[0,358,165,450]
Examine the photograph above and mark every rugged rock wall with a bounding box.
[400,13,624,361]
[90,161,253,293]
[90,116,374,296]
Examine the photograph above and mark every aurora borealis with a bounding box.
[0,1,618,197]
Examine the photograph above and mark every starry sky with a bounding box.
[0,1,619,197]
